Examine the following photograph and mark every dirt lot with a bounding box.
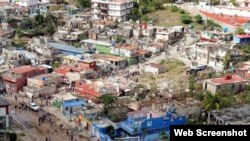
[137,59,188,92]
[148,6,204,30]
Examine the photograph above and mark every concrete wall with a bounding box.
[198,3,250,17]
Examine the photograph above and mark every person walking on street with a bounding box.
[15,95,17,101]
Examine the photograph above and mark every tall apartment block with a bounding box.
[91,0,134,22]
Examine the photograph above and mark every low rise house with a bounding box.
[141,24,155,38]
[201,31,233,42]
[81,39,111,54]
[0,98,10,130]
[119,110,186,140]
[203,75,248,95]
[110,43,137,57]
[0,19,14,38]
[3,65,45,93]
[62,55,97,70]
[28,36,60,57]
[92,54,126,69]
[0,65,9,92]
[24,73,62,98]
[54,21,88,45]
[155,26,181,44]
[233,34,250,44]
[144,63,166,74]
[51,93,86,119]
[0,37,11,47]
[207,104,250,125]
[236,61,250,79]
[144,43,162,54]
[1,48,26,68]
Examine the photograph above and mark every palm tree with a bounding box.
[202,92,224,111]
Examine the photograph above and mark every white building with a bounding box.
[91,0,134,22]
[18,0,38,7]
[144,63,166,74]
[0,98,10,130]
[110,43,137,57]
[203,75,248,95]
[192,42,238,71]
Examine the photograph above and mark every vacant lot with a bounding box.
[137,59,188,91]
[148,6,204,30]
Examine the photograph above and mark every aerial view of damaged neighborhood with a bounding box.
[0,0,250,140]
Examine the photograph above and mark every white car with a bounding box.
[27,103,40,111]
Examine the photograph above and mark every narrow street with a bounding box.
[1,95,92,141]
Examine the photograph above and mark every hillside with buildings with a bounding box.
[0,0,250,141]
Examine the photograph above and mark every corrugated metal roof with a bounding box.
[48,42,84,54]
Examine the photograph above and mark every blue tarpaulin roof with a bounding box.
[48,42,84,55]
[62,100,85,107]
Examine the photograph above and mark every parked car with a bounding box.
[27,103,40,111]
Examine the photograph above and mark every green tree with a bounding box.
[223,52,232,69]
[52,61,60,68]
[241,44,250,54]
[131,7,140,22]
[202,92,230,111]
[153,0,164,10]
[46,13,58,26]
[45,23,56,35]
[34,14,45,26]
[180,15,192,24]
[115,35,123,43]
[189,76,196,95]
[102,95,117,110]
[235,27,245,34]
[179,9,185,14]
[194,15,203,24]
[76,0,91,8]
[230,0,238,6]
[210,0,220,5]
[170,6,178,12]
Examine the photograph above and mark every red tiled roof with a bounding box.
[54,67,70,76]
[136,50,149,55]
[209,75,246,85]
[116,43,137,50]
[10,66,38,74]
[234,34,250,38]
[75,83,99,97]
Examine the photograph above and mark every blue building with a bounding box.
[51,93,86,119]
[120,110,186,140]
[233,34,250,44]
[48,42,84,55]
[91,110,186,141]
